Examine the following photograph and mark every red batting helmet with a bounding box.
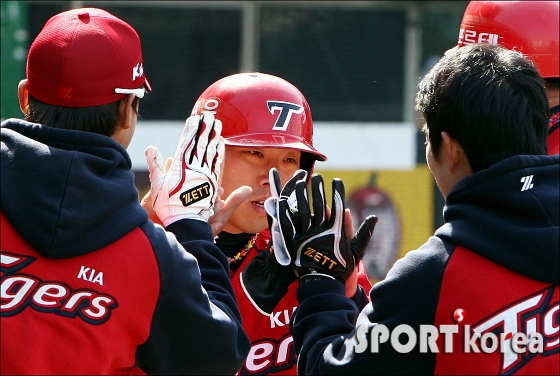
[191,72,327,173]
[446,1,559,78]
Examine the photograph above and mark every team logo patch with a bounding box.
[132,62,144,81]
[267,101,303,131]
[180,182,211,206]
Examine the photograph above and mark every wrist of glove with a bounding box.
[145,113,224,227]
[270,172,378,284]
[299,273,335,285]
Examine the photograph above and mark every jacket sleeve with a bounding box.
[290,236,451,375]
[136,219,250,375]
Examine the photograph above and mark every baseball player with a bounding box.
[284,43,558,374]
[1,8,249,374]
[446,0,559,155]
[186,72,373,375]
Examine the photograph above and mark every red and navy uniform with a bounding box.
[1,119,250,375]
[217,230,372,375]
[291,154,559,375]
[549,105,559,155]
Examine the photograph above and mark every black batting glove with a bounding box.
[278,173,378,284]
[264,168,307,266]
[240,168,308,314]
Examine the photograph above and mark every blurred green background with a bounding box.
[1,1,27,119]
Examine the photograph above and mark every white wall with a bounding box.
[128,120,418,171]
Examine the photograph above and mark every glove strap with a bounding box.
[299,273,335,285]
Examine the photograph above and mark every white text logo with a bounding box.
[191,97,220,116]
[472,287,558,373]
[77,266,104,285]
[354,288,558,375]
[520,175,534,191]
[1,252,117,324]
[270,306,297,328]
[243,333,296,374]
[132,62,144,81]
[459,29,500,46]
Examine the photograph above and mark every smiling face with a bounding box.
[221,145,302,234]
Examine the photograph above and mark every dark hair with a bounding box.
[415,43,549,173]
[25,94,141,137]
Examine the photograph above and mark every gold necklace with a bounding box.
[228,234,257,265]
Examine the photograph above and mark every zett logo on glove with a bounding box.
[303,247,338,270]
[180,182,211,206]
[271,173,378,283]
[146,113,224,226]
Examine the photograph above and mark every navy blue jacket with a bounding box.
[1,119,250,375]
[291,154,559,375]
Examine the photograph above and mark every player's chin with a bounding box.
[245,219,268,235]
[231,206,267,235]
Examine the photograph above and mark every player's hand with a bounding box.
[279,173,378,283]
[145,113,224,227]
[141,155,252,235]
[237,168,306,314]
[141,157,173,226]
[264,168,307,266]
[141,188,160,225]
[208,185,252,236]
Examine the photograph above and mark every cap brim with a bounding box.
[144,77,152,92]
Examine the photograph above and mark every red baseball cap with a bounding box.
[26,7,151,108]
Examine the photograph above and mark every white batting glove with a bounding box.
[145,113,224,227]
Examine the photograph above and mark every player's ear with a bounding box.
[441,131,459,174]
[18,79,29,115]
[441,131,470,175]
[117,93,135,130]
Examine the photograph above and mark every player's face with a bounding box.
[221,146,302,234]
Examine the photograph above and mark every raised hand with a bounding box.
[277,173,378,283]
[145,113,224,226]
[239,168,307,314]
[264,168,307,265]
